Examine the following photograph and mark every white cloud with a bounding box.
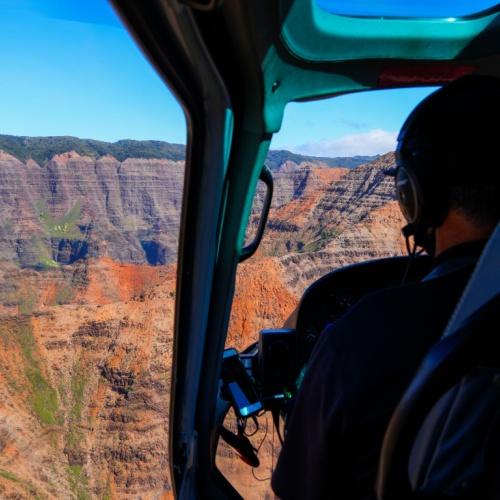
[293,129,397,157]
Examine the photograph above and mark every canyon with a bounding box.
[0,138,404,499]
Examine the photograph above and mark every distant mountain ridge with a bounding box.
[0,134,376,168]
[0,134,186,164]
[265,150,377,170]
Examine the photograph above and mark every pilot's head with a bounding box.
[395,74,500,255]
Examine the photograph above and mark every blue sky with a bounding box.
[0,0,437,157]
[275,87,436,156]
[0,0,186,144]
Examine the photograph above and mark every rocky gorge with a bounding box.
[0,136,404,498]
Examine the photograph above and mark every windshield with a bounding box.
[216,86,437,497]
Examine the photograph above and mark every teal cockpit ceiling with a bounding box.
[281,0,500,62]
[257,0,500,132]
[316,0,500,19]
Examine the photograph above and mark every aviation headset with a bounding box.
[395,132,449,252]
[394,74,500,253]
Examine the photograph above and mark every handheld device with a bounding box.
[221,348,262,417]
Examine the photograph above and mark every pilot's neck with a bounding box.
[434,210,493,257]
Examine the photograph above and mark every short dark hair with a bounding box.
[398,75,500,229]
[448,184,500,228]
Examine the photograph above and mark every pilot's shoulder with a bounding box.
[350,269,466,316]
[320,276,458,349]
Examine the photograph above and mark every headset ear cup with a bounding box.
[396,166,422,225]
[396,162,448,254]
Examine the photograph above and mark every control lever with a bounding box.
[219,424,260,467]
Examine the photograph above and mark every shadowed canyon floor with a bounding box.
[0,148,405,498]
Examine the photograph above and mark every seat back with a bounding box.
[409,366,500,497]
[377,223,500,500]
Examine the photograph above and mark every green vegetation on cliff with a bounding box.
[36,201,83,240]
[0,468,43,499]
[0,134,186,164]
[0,319,60,426]
[68,464,90,500]
[16,321,60,425]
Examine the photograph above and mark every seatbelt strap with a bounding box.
[442,223,500,338]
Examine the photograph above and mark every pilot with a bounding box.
[271,75,500,500]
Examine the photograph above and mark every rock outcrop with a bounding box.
[0,261,176,499]
[0,149,360,268]
[0,142,405,498]
[0,150,184,266]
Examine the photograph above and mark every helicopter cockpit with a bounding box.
[1,1,499,498]
[111,1,500,498]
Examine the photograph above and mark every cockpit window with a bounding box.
[316,0,500,19]
[0,2,185,498]
[217,86,438,497]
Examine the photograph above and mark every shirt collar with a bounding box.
[433,239,487,268]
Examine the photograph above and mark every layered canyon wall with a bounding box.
[0,143,403,498]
